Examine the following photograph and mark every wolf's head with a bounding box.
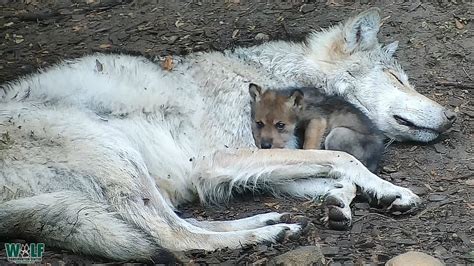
[249,83,303,149]
[306,8,455,142]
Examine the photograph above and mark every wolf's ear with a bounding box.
[343,7,381,53]
[383,41,398,58]
[249,83,263,101]
[288,89,304,110]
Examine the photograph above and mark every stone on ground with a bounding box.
[269,245,325,266]
[386,251,444,266]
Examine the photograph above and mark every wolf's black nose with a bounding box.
[444,110,456,122]
[261,142,272,149]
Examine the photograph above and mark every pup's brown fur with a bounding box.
[249,83,385,172]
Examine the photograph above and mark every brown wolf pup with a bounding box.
[249,83,385,172]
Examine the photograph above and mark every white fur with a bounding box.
[0,8,449,261]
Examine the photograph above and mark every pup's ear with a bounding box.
[383,41,398,58]
[249,83,263,102]
[288,89,304,110]
[343,7,381,53]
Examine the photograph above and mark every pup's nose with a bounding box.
[444,110,457,122]
[261,142,272,149]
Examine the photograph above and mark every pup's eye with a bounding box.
[256,121,264,128]
[275,122,285,130]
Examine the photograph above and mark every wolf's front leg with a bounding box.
[193,148,333,204]
[328,153,422,212]
[194,149,420,215]
[312,150,421,212]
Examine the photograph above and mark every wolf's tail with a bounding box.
[0,191,176,262]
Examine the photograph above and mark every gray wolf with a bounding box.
[248,83,384,172]
[0,8,455,261]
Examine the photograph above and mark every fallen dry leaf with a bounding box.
[455,18,464,30]
[424,183,434,191]
[99,43,112,49]
[175,19,184,28]
[13,34,24,44]
[161,56,174,71]
[264,202,278,208]
[326,0,344,6]
[72,25,82,32]
[232,29,239,39]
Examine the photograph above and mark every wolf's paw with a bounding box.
[211,223,303,250]
[248,212,288,226]
[255,212,310,234]
[278,212,310,226]
[323,195,352,230]
[388,188,421,212]
[260,212,291,225]
[279,223,303,240]
[365,186,421,213]
[259,223,302,244]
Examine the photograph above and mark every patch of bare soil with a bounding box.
[0,0,472,264]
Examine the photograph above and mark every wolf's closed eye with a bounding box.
[256,121,264,128]
[386,70,404,85]
[346,71,356,78]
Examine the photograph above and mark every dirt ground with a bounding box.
[0,0,473,264]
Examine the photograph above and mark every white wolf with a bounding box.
[0,8,455,261]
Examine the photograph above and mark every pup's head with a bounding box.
[307,8,456,142]
[249,83,303,149]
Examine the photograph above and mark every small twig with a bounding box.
[353,212,397,224]
[235,252,247,264]
[384,138,396,149]
[412,198,463,219]
[14,10,63,21]
[462,67,472,81]
[409,2,421,12]
[379,15,391,27]
[434,80,474,90]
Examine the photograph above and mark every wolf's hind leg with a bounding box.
[106,176,303,251]
[0,192,165,261]
[185,212,291,232]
